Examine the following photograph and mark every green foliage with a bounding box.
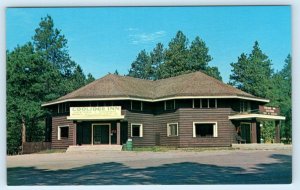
[7,15,95,154]
[86,73,95,84]
[260,121,275,143]
[230,42,291,143]
[128,50,152,79]
[128,31,222,81]
[114,70,119,75]
[33,15,76,76]
[266,55,292,143]
[229,41,273,98]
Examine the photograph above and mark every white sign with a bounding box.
[68,106,124,120]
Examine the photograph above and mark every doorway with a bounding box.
[92,124,111,145]
[240,122,251,143]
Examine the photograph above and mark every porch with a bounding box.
[229,106,286,144]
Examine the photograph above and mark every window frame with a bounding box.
[193,99,218,109]
[131,100,143,111]
[193,122,218,138]
[131,123,143,137]
[58,125,69,140]
[167,122,179,137]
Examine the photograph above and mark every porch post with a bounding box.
[275,120,281,143]
[117,122,121,145]
[73,122,77,145]
[251,119,257,143]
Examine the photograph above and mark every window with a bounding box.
[194,99,201,108]
[167,123,178,137]
[202,99,208,108]
[131,123,143,137]
[193,122,218,138]
[240,100,250,113]
[193,99,217,109]
[209,99,216,108]
[165,100,175,110]
[58,126,69,140]
[131,101,143,111]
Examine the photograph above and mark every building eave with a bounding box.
[42,95,269,107]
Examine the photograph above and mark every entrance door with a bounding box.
[93,124,110,144]
[240,123,251,143]
[76,123,92,145]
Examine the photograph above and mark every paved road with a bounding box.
[7,149,292,185]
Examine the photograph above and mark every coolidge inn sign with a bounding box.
[42,72,286,149]
[67,106,125,120]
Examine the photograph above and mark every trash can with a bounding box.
[126,139,133,151]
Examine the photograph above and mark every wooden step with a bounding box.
[66,145,123,152]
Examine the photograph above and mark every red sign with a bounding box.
[259,105,280,116]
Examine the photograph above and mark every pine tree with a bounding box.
[33,15,76,77]
[160,31,189,78]
[229,41,273,98]
[7,43,61,153]
[150,43,165,80]
[128,50,152,79]
[114,70,119,75]
[86,73,95,84]
[188,36,212,71]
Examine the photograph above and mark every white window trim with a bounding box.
[167,123,179,137]
[193,122,218,138]
[58,125,69,140]
[131,123,143,137]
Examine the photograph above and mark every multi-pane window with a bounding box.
[131,123,143,137]
[240,100,250,113]
[193,99,217,108]
[58,126,69,140]
[193,122,218,138]
[167,123,178,137]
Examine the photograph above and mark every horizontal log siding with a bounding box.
[51,115,75,149]
[154,111,180,147]
[178,108,236,147]
[125,110,156,146]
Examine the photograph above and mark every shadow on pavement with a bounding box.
[7,153,292,185]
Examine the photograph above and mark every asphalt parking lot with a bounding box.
[7,149,292,185]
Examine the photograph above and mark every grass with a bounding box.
[37,149,66,154]
[130,146,234,152]
[132,146,178,152]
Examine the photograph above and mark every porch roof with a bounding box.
[228,114,286,121]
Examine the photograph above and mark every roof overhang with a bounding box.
[42,95,269,107]
[229,114,286,121]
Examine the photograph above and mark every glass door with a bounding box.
[93,124,110,144]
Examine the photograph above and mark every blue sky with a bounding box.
[6,6,291,82]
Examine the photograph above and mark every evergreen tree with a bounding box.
[128,31,222,81]
[33,15,76,76]
[150,43,165,80]
[128,50,152,79]
[188,36,212,71]
[114,70,119,75]
[71,65,86,90]
[160,31,189,78]
[229,41,273,98]
[7,43,61,154]
[86,73,95,84]
[267,55,292,142]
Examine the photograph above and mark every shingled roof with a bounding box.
[42,71,269,106]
